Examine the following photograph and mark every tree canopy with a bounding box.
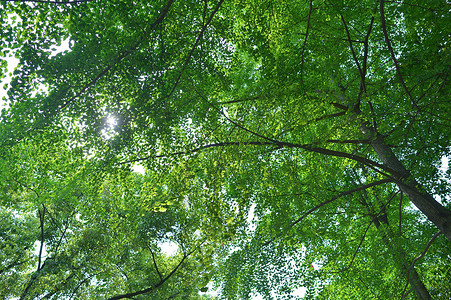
[0,0,450,299]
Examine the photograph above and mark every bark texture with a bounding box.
[360,123,451,242]
[372,215,431,300]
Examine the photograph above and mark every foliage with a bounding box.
[0,0,450,299]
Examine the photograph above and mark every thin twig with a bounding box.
[59,0,175,111]
[379,0,417,108]
[108,247,199,300]
[299,0,314,89]
[398,192,403,236]
[164,0,225,100]
[332,221,372,273]
[262,179,393,246]
[148,246,163,281]
[37,204,47,272]
[407,231,442,275]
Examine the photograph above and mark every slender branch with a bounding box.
[331,102,349,110]
[148,246,163,281]
[314,111,347,122]
[358,8,376,110]
[341,14,364,95]
[359,276,382,300]
[108,248,198,300]
[398,192,403,236]
[407,231,442,275]
[332,221,372,273]
[58,0,175,111]
[69,273,101,300]
[379,0,416,108]
[362,11,375,83]
[164,0,225,100]
[37,204,46,271]
[41,272,76,299]
[0,259,29,275]
[401,286,413,299]
[20,275,38,300]
[120,138,396,178]
[325,139,370,144]
[218,96,259,105]
[262,179,393,246]
[8,177,40,198]
[120,141,274,164]
[299,0,314,89]
[192,86,399,177]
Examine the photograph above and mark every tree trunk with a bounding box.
[372,216,431,300]
[360,123,451,242]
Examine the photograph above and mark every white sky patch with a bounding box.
[132,163,146,174]
[200,281,220,297]
[440,156,449,174]
[250,286,306,299]
[247,203,257,223]
[160,241,178,256]
[434,156,451,205]
[245,203,257,234]
[292,287,307,298]
[101,115,118,140]
[0,55,19,108]
[48,37,70,58]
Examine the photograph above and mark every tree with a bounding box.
[1,0,450,298]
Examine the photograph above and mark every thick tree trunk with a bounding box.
[372,217,431,300]
[360,123,451,242]
[402,262,431,300]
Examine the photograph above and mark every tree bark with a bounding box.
[360,123,451,242]
[372,216,431,300]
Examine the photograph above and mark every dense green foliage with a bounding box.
[1,0,450,299]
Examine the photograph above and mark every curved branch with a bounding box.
[189,86,398,177]
[148,246,163,281]
[341,14,364,94]
[37,205,46,272]
[107,248,198,300]
[299,0,314,89]
[331,221,372,273]
[58,0,175,112]
[121,139,396,178]
[262,178,393,246]
[407,231,442,275]
[379,0,416,108]
[164,0,225,100]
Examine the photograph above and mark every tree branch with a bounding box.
[164,0,225,100]
[299,0,314,89]
[407,231,442,275]
[121,138,396,178]
[191,86,399,177]
[148,246,163,281]
[379,0,416,108]
[262,179,393,246]
[37,204,46,272]
[398,192,403,236]
[332,221,372,273]
[0,259,29,276]
[341,14,364,99]
[58,0,175,111]
[107,248,198,300]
